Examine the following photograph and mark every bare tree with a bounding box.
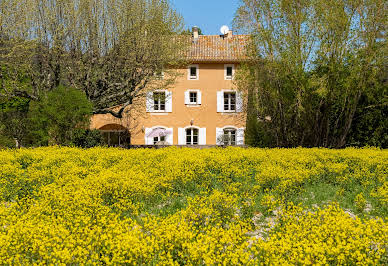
[1,0,186,118]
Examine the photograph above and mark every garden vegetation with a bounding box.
[0,147,386,264]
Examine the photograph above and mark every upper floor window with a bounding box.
[224,92,236,111]
[223,128,236,145]
[186,128,199,145]
[224,64,235,80]
[188,65,199,80]
[190,92,197,104]
[146,90,172,113]
[185,89,202,106]
[153,92,166,111]
[155,69,164,80]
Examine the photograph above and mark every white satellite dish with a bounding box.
[220,25,230,35]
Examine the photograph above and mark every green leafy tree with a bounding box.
[235,0,386,147]
[27,86,93,146]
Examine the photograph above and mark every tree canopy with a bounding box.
[0,0,186,118]
[235,0,387,147]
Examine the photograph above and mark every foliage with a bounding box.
[72,129,103,148]
[27,85,92,146]
[0,147,387,264]
[234,0,387,147]
[0,0,186,118]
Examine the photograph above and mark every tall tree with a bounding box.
[0,0,186,118]
[234,0,386,147]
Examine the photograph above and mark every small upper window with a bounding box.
[188,65,199,80]
[225,64,234,80]
[153,92,166,111]
[155,69,164,80]
[189,92,197,104]
[224,92,236,111]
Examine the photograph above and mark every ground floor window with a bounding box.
[101,131,130,147]
[186,128,198,145]
[153,135,166,144]
[223,128,236,145]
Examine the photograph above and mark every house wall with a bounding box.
[90,62,246,145]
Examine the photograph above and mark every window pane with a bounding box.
[160,103,165,111]
[227,67,233,77]
[231,94,236,103]
[190,67,197,77]
[193,129,198,136]
[193,135,198,144]
[186,135,191,144]
[190,92,197,103]
[153,137,158,144]
[161,136,165,142]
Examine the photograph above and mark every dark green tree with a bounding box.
[27,85,93,146]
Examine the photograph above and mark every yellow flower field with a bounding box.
[0,147,387,264]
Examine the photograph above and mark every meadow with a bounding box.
[0,147,387,264]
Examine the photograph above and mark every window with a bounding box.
[155,69,164,80]
[188,65,199,80]
[186,128,199,145]
[189,92,197,104]
[224,92,236,111]
[153,92,165,111]
[225,64,234,80]
[223,128,236,145]
[101,131,130,147]
[153,135,166,144]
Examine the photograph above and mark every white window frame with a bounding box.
[189,91,198,104]
[188,64,199,80]
[223,91,237,112]
[154,69,164,80]
[224,64,235,80]
[145,125,173,145]
[216,126,244,146]
[153,91,166,112]
[185,89,201,106]
[146,90,172,113]
[185,127,199,145]
[223,127,237,145]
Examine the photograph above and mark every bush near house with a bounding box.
[0,147,387,264]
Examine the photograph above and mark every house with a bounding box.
[91,27,249,146]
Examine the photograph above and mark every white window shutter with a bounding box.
[144,128,152,145]
[165,91,173,112]
[184,91,190,105]
[236,91,243,112]
[197,91,202,105]
[146,92,154,112]
[237,128,245,145]
[217,91,223,112]
[216,127,224,145]
[199,128,206,145]
[178,128,185,145]
[166,128,173,145]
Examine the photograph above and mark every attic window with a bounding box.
[188,65,199,80]
[225,64,234,80]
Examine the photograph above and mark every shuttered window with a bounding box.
[186,128,199,145]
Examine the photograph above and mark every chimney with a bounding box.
[192,26,199,40]
[227,29,233,38]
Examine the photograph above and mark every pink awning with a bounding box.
[146,128,172,138]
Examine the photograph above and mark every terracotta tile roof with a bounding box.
[186,35,251,62]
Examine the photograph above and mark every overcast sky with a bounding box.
[170,0,241,35]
